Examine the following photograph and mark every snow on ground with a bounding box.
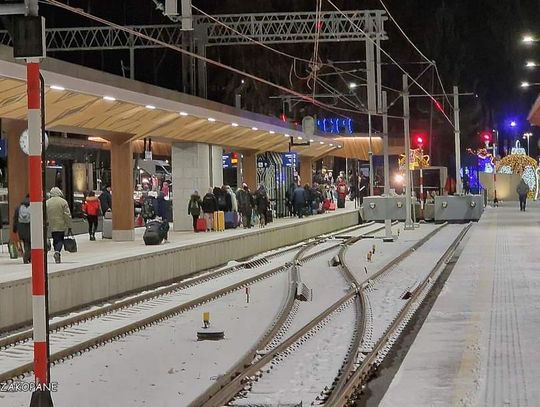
[364,224,465,348]
[285,248,349,339]
[0,271,289,407]
[381,205,540,407]
[232,299,356,406]
[345,222,439,284]
[0,251,298,375]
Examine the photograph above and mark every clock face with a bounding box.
[19,129,48,155]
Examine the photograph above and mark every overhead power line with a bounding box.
[377,0,453,111]
[325,0,456,129]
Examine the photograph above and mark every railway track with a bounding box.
[188,223,394,407]
[0,222,378,384]
[206,222,471,406]
[327,222,472,406]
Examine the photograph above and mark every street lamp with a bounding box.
[522,34,537,44]
[523,132,533,155]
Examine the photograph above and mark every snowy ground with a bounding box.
[364,224,466,350]
[0,272,289,406]
[232,299,356,406]
[380,204,540,407]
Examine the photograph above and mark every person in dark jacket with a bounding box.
[156,192,171,222]
[293,185,307,218]
[303,184,313,215]
[99,186,112,213]
[219,185,233,212]
[201,189,217,231]
[286,181,297,216]
[187,191,202,231]
[12,194,31,263]
[517,179,530,211]
[254,185,270,227]
[236,183,254,228]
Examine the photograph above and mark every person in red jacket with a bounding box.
[82,191,101,241]
[336,177,348,209]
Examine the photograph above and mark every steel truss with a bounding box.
[0,10,387,96]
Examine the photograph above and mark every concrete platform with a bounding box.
[0,205,359,332]
[380,202,540,406]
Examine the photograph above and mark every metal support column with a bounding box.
[403,75,414,230]
[382,91,392,239]
[453,85,462,195]
[366,38,376,196]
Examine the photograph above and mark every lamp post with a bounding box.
[523,132,533,156]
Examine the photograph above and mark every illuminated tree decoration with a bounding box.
[496,141,539,198]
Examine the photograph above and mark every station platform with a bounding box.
[0,204,360,332]
[380,202,540,406]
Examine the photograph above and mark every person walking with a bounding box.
[82,191,101,241]
[187,191,202,232]
[12,194,31,263]
[202,188,217,231]
[254,184,270,227]
[236,183,254,228]
[46,187,72,263]
[99,185,112,213]
[517,179,530,211]
[293,184,307,218]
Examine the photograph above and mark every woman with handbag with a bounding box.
[46,187,73,264]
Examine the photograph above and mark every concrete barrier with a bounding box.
[0,210,359,331]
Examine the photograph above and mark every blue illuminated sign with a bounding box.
[222,154,232,169]
[317,117,353,134]
[282,152,298,168]
[0,140,5,158]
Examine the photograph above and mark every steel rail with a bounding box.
[324,222,448,405]
[329,223,472,406]
[194,222,393,406]
[0,222,375,383]
[0,222,374,350]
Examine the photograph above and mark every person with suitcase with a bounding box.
[202,189,217,232]
[336,177,348,209]
[187,191,202,232]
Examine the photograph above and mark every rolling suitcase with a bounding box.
[102,210,113,239]
[143,221,162,245]
[196,217,207,232]
[213,211,225,231]
[224,211,237,229]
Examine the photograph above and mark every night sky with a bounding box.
[4,0,540,166]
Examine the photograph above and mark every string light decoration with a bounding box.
[496,141,538,198]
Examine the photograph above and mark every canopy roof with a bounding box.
[0,46,343,158]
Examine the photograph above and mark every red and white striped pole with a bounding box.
[27,60,48,386]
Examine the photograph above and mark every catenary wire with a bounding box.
[377,0,454,110]
[325,0,456,129]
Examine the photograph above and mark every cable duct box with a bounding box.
[12,15,46,59]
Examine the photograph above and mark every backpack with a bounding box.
[217,193,227,207]
[142,200,155,218]
[190,199,199,210]
[18,205,31,224]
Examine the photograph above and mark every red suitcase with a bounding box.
[196,218,207,232]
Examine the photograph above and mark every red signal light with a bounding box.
[416,136,424,146]
[480,131,492,143]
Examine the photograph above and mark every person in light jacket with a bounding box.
[46,187,72,263]
[13,194,31,264]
